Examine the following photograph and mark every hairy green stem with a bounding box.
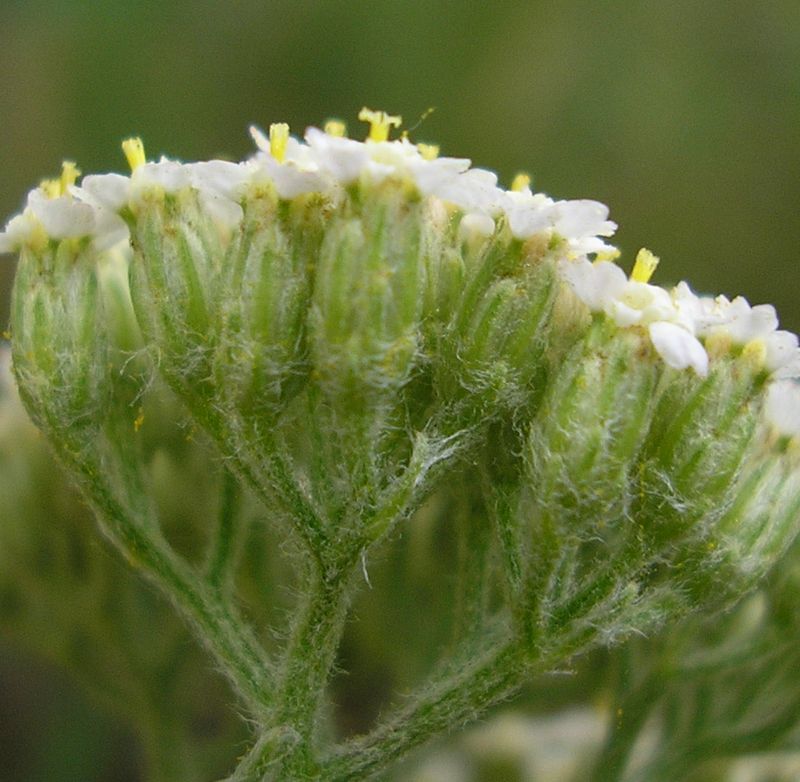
[269,565,355,777]
[227,439,329,570]
[222,728,302,782]
[59,446,276,721]
[207,467,245,594]
[321,640,528,781]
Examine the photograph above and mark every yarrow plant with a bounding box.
[3,107,800,780]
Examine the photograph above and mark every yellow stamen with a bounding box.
[630,247,659,283]
[122,137,146,171]
[595,249,622,263]
[324,119,347,137]
[39,177,61,199]
[269,123,289,163]
[511,173,531,192]
[39,160,81,199]
[133,408,145,432]
[358,107,402,142]
[418,143,439,161]
[60,161,81,192]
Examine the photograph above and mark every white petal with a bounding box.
[407,156,470,195]
[198,191,243,230]
[254,156,326,199]
[610,301,643,327]
[616,281,676,325]
[459,213,495,238]
[27,190,95,239]
[566,236,618,257]
[559,258,626,312]
[187,160,250,199]
[305,127,369,183]
[721,297,778,344]
[131,159,191,194]
[505,199,553,240]
[249,125,271,153]
[648,321,708,376]
[774,350,800,380]
[91,210,130,251]
[72,173,131,211]
[430,168,506,216]
[0,211,40,252]
[764,380,800,438]
[765,330,800,373]
[364,160,396,184]
[551,199,616,238]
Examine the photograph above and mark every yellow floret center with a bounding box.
[630,247,659,283]
[324,119,348,137]
[269,123,290,162]
[511,173,531,192]
[418,143,439,161]
[358,107,402,142]
[122,137,146,172]
[40,160,81,198]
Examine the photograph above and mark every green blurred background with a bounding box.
[1,1,799,779]
[2,0,800,328]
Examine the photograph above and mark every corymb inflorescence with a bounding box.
[2,108,800,780]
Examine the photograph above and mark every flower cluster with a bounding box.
[2,107,799,441]
[4,109,800,782]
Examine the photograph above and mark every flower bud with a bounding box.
[211,192,321,422]
[519,320,660,634]
[11,238,109,453]
[635,356,762,547]
[129,188,225,419]
[517,317,799,641]
[431,236,559,429]
[309,183,425,399]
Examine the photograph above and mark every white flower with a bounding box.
[503,191,617,254]
[707,297,778,343]
[304,127,369,183]
[671,281,710,332]
[648,321,708,376]
[426,167,507,216]
[186,161,251,228]
[672,282,800,376]
[129,158,191,201]
[459,212,495,239]
[764,380,800,439]
[558,258,627,312]
[72,173,131,212]
[608,280,676,328]
[764,331,800,375]
[26,189,96,240]
[250,127,326,198]
[0,210,44,253]
[551,199,616,240]
[406,154,471,196]
[70,173,132,250]
[552,199,617,257]
[186,161,250,200]
[504,189,554,240]
[560,258,707,375]
[251,155,326,199]
[363,137,425,181]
